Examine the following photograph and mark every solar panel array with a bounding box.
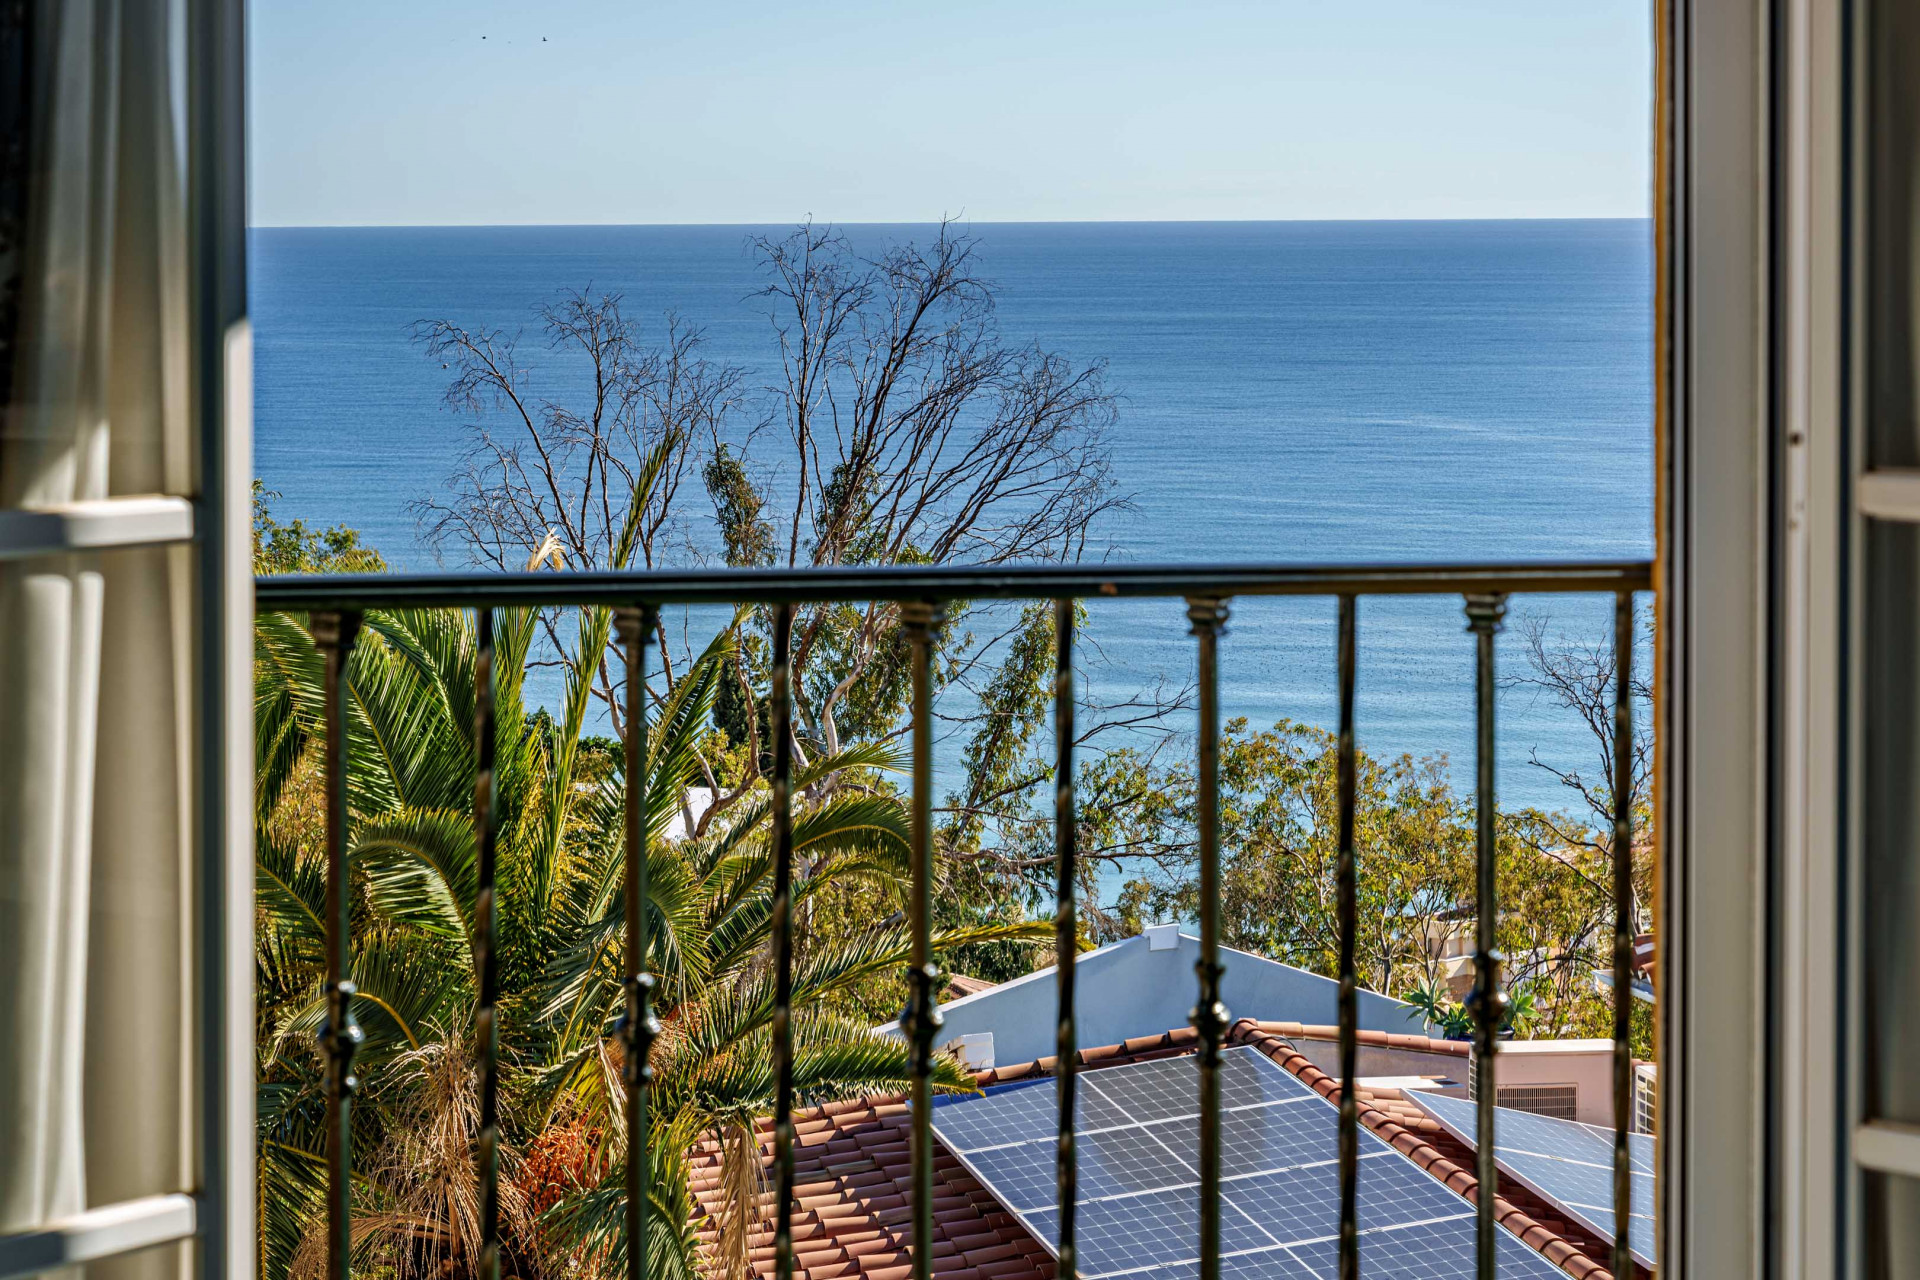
[930,1046,1564,1279]
[1406,1088,1655,1268]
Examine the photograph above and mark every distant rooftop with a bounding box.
[876,927,1425,1068]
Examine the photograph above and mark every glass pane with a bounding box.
[1866,1172,1920,1279]
[85,545,195,1205]
[1866,0,1920,468]
[1865,521,1920,1125]
[84,1235,190,1280]
[0,544,195,1222]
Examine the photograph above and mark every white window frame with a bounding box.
[1664,0,1920,1271]
[0,1,253,1277]
[1661,0,1772,1274]
[1772,0,1850,1277]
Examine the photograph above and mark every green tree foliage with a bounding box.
[1114,719,1473,995]
[253,481,386,575]
[1089,716,1644,1042]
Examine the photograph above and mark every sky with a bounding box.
[248,0,1653,227]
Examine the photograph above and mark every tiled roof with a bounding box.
[687,1096,1053,1280]
[688,1020,1640,1280]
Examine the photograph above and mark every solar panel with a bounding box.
[1284,1216,1571,1280]
[930,1046,1566,1279]
[1405,1088,1656,1268]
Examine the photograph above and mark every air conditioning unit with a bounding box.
[1469,1069,1580,1121]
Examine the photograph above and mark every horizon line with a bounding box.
[249,214,1654,231]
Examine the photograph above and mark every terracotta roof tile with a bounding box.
[947,974,998,999]
[1244,1019,1475,1058]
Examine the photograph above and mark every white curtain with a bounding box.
[0,2,195,1276]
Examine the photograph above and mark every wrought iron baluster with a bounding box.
[1611,593,1635,1278]
[312,609,364,1280]
[1053,599,1079,1280]
[474,609,500,1280]
[771,604,798,1280]
[1463,593,1508,1280]
[1185,597,1231,1280]
[616,607,662,1280]
[1335,596,1359,1280]
[899,601,946,1280]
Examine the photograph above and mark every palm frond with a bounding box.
[354,807,481,954]
[257,831,329,956]
[259,1137,328,1280]
[272,931,471,1070]
[539,847,710,1050]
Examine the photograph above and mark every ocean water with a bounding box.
[251,220,1653,819]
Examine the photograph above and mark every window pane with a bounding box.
[1866,1172,1920,1279]
[84,1234,190,1280]
[1865,0,1920,468]
[1865,520,1920,1125]
[0,544,195,1226]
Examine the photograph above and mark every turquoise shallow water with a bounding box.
[251,220,1652,817]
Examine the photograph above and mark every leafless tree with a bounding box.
[412,291,741,730]
[719,220,1124,769]
[413,222,1133,845]
[1501,607,1657,928]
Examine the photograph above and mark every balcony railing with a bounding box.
[254,558,1652,1280]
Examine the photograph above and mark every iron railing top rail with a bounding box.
[254,558,1652,610]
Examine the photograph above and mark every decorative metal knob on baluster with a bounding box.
[900,962,946,1082]
[618,973,663,1088]
[319,979,364,1098]
[1465,952,1510,1060]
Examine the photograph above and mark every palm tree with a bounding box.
[254,462,1042,1280]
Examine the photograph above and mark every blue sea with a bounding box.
[251,220,1653,826]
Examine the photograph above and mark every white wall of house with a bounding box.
[1482,1039,1620,1128]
